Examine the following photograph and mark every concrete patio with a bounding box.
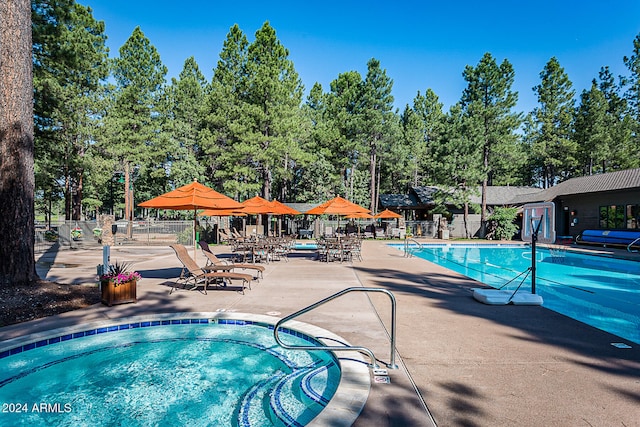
[2,240,639,426]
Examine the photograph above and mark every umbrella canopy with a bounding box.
[305,196,370,216]
[138,180,243,259]
[270,200,301,215]
[344,211,374,219]
[375,208,402,219]
[139,180,243,211]
[241,196,279,215]
[199,208,247,217]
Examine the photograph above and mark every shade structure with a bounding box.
[375,208,402,219]
[139,180,243,211]
[344,211,374,219]
[138,180,243,259]
[241,196,279,215]
[270,200,301,215]
[305,196,370,216]
[199,208,247,217]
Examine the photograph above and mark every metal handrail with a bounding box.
[628,237,640,253]
[404,237,423,257]
[273,287,398,369]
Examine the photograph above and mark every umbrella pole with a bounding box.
[193,208,197,261]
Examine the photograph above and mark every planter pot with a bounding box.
[101,279,137,306]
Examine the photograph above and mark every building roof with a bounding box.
[378,168,640,210]
[468,186,544,205]
[530,168,640,202]
[379,193,421,208]
[411,186,439,204]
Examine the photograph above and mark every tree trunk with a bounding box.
[369,144,377,211]
[72,173,83,220]
[0,0,37,286]
[463,202,470,239]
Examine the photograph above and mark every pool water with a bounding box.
[0,318,341,427]
[397,244,640,344]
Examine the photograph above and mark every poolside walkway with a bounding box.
[2,240,639,426]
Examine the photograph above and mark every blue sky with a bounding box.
[82,0,640,114]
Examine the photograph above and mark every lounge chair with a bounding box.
[169,244,252,294]
[198,240,265,278]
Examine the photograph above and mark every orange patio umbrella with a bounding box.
[305,195,370,216]
[270,200,301,215]
[199,208,247,217]
[268,200,301,237]
[138,179,243,259]
[241,196,279,215]
[306,196,370,235]
[344,211,374,219]
[375,208,402,219]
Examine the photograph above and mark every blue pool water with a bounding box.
[396,244,640,344]
[0,317,342,427]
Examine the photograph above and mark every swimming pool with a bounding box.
[0,313,369,427]
[395,244,640,345]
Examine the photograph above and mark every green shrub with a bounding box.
[488,207,519,240]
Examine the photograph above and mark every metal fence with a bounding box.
[35,220,195,253]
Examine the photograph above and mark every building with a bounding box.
[379,168,640,239]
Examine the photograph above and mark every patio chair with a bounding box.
[169,244,252,295]
[198,240,265,278]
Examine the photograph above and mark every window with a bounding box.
[627,204,640,229]
[599,205,625,229]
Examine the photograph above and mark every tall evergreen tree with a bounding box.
[433,104,484,238]
[244,22,305,201]
[202,24,252,198]
[404,89,445,186]
[164,57,208,186]
[597,67,636,170]
[102,26,167,228]
[530,57,577,187]
[324,71,365,199]
[622,33,640,166]
[0,0,36,286]
[296,83,341,201]
[574,81,611,174]
[32,0,109,221]
[360,58,395,212]
[461,53,521,233]
[203,22,306,202]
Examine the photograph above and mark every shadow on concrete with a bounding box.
[352,264,640,422]
[35,241,61,278]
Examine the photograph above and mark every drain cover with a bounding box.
[611,342,632,349]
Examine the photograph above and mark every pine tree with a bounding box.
[102,27,167,230]
[403,89,445,186]
[432,104,484,238]
[360,58,395,212]
[622,33,640,167]
[574,81,611,174]
[530,57,577,187]
[461,53,521,233]
[0,0,36,286]
[164,57,208,186]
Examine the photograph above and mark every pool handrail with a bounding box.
[404,238,423,257]
[274,287,398,369]
[628,237,640,253]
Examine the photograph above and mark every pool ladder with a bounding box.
[404,238,423,257]
[627,237,640,253]
[274,287,398,369]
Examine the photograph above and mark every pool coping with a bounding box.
[0,312,371,427]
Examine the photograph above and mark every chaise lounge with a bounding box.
[170,244,253,294]
[198,240,265,278]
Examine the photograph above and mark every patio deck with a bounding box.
[2,240,639,426]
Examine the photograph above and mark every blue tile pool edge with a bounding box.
[0,312,371,427]
[1,313,328,360]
